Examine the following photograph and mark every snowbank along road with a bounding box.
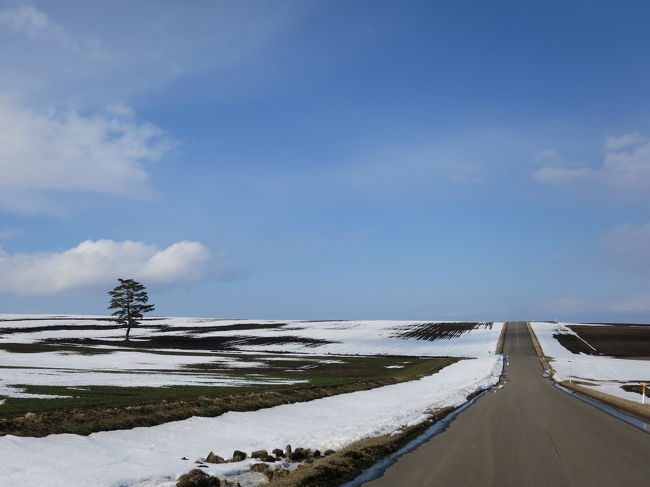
[361,321,650,487]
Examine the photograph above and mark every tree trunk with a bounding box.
[125,325,131,341]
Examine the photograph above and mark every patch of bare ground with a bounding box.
[0,322,291,336]
[553,333,599,356]
[560,381,650,422]
[563,325,650,358]
[622,383,650,397]
[160,323,291,334]
[0,324,124,334]
[0,317,118,322]
[40,334,336,351]
[393,322,493,341]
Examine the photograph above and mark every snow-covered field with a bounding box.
[530,322,650,403]
[0,315,502,356]
[0,316,502,402]
[0,355,503,487]
[0,316,504,486]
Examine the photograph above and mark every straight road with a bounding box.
[362,321,650,487]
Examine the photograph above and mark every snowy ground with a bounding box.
[530,322,650,403]
[0,316,505,486]
[0,346,308,403]
[0,315,502,357]
[0,355,503,487]
[0,316,503,402]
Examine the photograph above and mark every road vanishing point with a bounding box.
[362,321,650,487]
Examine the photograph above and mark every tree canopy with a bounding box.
[107,278,155,340]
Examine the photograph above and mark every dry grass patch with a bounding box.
[1,357,458,437]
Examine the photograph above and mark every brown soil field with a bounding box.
[39,334,336,350]
[622,384,650,396]
[0,319,340,351]
[558,324,650,358]
[393,322,493,341]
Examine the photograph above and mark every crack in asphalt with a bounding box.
[545,427,561,458]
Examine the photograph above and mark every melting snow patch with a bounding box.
[0,356,503,487]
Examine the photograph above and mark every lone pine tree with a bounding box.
[107,278,155,340]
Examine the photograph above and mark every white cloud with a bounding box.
[533,166,596,185]
[0,5,70,45]
[0,96,173,211]
[533,148,561,162]
[338,134,501,196]
[0,240,211,295]
[605,132,645,150]
[533,134,650,196]
[601,141,650,190]
[0,2,305,104]
[0,229,22,240]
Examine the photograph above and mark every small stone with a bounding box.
[251,449,268,459]
[272,448,284,457]
[285,444,292,455]
[176,468,221,487]
[205,452,226,464]
[231,450,247,462]
[324,449,335,456]
[313,450,321,458]
[288,449,306,462]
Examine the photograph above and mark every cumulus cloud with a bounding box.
[532,148,561,162]
[0,5,70,45]
[533,166,596,185]
[0,96,173,211]
[605,132,645,150]
[0,229,22,240]
[0,240,211,295]
[533,133,650,197]
[0,2,304,104]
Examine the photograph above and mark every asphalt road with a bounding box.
[362,321,650,487]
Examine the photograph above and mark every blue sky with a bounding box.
[1,0,649,321]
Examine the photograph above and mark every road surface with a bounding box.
[362,321,650,487]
